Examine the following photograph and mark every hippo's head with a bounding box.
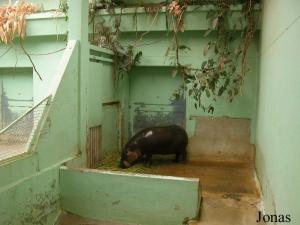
[119,143,142,168]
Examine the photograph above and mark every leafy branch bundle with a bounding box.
[0,0,38,43]
[168,0,258,112]
[0,0,44,80]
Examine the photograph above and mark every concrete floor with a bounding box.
[0,143,26,160]
[191,195,264,225]
[57,213,133,225]
[136,160,264,225]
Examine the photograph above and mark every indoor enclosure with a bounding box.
[0,0,299,225]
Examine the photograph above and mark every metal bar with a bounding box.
[26,97,52,153]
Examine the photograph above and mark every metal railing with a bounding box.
[0,96,51,160]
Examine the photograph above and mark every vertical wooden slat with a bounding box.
[87,125,102,168]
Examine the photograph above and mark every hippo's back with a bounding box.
[138,125,188,154]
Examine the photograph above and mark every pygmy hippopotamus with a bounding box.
[120,125,188,168]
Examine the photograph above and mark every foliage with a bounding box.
[59,0,69,21]
[167,0,258,112]
[91,18,142,79]
[90,0,259,112]
[0,0,43,80]
[0,0,38,43]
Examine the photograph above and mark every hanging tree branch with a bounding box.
[90,0,259,113]
[0,0,43,80]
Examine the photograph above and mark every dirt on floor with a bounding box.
[57,213,134,225]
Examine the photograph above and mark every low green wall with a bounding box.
[0,164,60,225]
[60,167,200,225]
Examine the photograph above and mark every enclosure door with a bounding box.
[102,104,120,153]
[0,68,33,129]
[129,67,186,135]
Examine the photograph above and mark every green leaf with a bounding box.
[218,86,226,96]
[234,88,239,96]
[205,89,210,98]
[134,51,143,64]
[185,79,191,84]
[208,106,214,114]
[224,78,230,88]
[208,58,214,67]
[179,45,191,51]
[214,45,219,54]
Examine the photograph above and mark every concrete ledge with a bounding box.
[60,167,201,225]
[26,12,67,37]
[93,5,260,33]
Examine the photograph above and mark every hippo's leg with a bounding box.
[173,150,187,163]
[143,153,153,167]
[138,154,146,163]
[181,150,187,162]
[173,153,181,163]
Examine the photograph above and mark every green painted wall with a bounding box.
[129,67,185,136]
[0,2,117,223]
[88,58,119,153]
[255,1,300,224]
[0,39,79,225]
[0,68,33,128]
[0,163,61,225]
[88,60,114,128]
[0,37,67,104]
[60,167,200,225]
[118,31,259,141]
[93,6,260,143]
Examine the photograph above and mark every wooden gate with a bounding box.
[87,125,102,168]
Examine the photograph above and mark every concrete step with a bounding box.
[188,116,255,165]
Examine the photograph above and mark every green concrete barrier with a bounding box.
[60,167,200,225]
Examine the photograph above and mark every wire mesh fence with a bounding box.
[0,96,50,160]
